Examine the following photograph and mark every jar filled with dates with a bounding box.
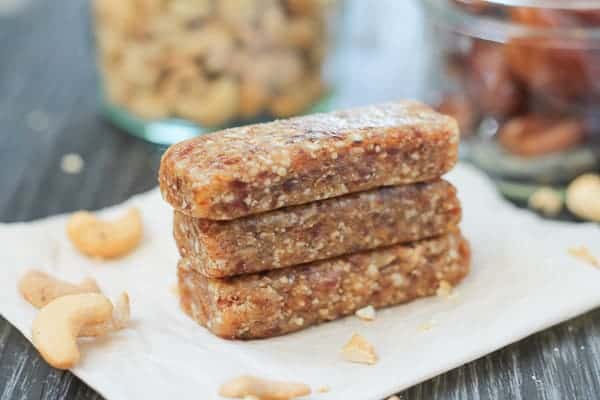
[93,0,337,144]
[423,0,600,200]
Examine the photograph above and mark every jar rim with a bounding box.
[478,0,600,10]
[423,0,600,43]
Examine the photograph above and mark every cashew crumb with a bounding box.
[317,385,330,393]
[436,280,453,297]
[418,319,437,332]
[79,292,131,337]
[219,375,311,400]
[568,246,600,268]
[355,305,376,321]
[341,333,378,365]
[528,187,562,216]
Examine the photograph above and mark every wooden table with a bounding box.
[1,1,599,399]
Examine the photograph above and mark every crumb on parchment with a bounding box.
[568,246,600,268]
[317,385,330,393]
[341,333,378,365]
[355,305,376,321]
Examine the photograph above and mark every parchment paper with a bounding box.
[1,163,599,400]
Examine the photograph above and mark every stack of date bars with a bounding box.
[159,101,470,340]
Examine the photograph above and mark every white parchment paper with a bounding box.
[1,163,600,400]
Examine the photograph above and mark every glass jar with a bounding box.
[422,0,600,200]
[92,0,337,144]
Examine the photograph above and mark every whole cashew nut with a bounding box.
[66,208,143,259]
[32,293,113,369]
[19,270,100,308]
[566,173,600,222]
[80,292,130,337]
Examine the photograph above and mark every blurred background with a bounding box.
[0,0,429,222]
[3,0,600,225]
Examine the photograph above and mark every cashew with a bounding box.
[66,208,143,259]
[19,270,101,309]
[32,293,113,369]
[95,0,331,126]
[126,91,170,120]
[269,75,324,118]
[80,292,130,337]
[566,174,600,222]
[528,187,563,217]
[175,78,239,127]
[103,73,132,106]
[260,6,288,46]
[219,375,311,400]
[285,0,320,16]
[286,18,318,48]
[19,271,130,337]
[239,80,269,118]
[217,0,258,26]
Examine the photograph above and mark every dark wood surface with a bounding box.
[1,1,600,399]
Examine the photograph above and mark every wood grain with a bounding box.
[1,0,600,399]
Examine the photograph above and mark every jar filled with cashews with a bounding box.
[93,0,338,144]
[422,0,600,201]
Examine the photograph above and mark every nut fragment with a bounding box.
[341,333,378,365]
[418,320,436,332]
[32,293,113,369]
[80,292,131,337]
[528,187,563,217]
[566,174,600,222]
[19,270,100,309]
[219,375,311,400]
[436,280,454,297]
[66,208,143,259]
[316,386,330,393]
[568,246,600,268]
[355,305,376,321]
[498,115,584,157]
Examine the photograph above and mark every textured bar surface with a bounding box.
[174,180,461,278]
[159,101,459,220]
[178,231,470,339]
